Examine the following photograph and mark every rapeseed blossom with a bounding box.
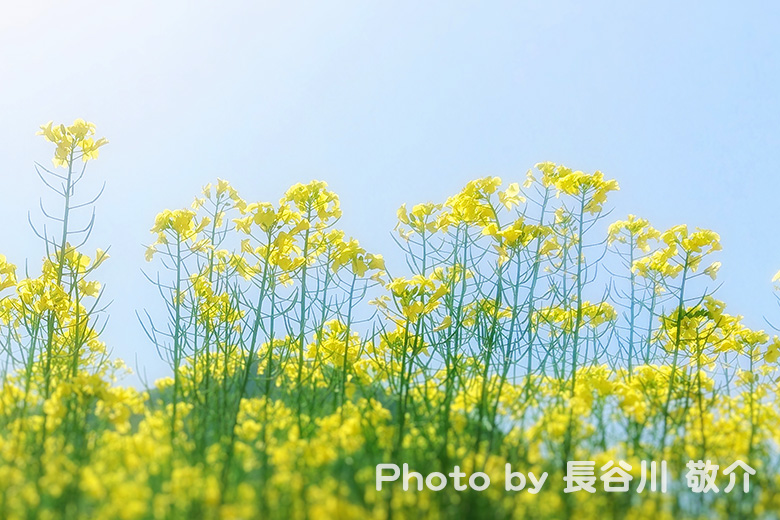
[0,124,778,519]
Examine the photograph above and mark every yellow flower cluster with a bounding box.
[533,300,618,332]
[535,161,620,213]
[632,224,721,279]
[607,214,660,252]
[382,274,449,322]
[37,119,108,168]
[282,180,342,226]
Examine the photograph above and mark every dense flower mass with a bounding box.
[0,123,779,519]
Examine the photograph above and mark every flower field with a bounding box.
[0,119,778,519]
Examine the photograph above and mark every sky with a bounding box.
[2,1,780,384]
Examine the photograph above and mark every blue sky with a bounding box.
[2,1,779,383]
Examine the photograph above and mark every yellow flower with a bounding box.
[704,261,721,280]
[498,182,523,209]
[78,280,101,297]
[0,254,17,291]
[766,337,780,363]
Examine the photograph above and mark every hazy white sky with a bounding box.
[2,1,780,384]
